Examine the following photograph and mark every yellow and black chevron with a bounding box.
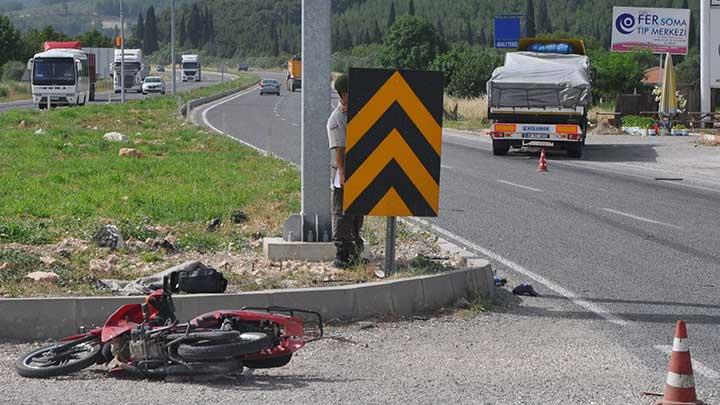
[343,68,443,217]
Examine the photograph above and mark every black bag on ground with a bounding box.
[175,265,228,294]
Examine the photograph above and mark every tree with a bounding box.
[178,14,187,46]
[590,50,648,99]
[431,43,504,98]
[436,19,445,39]
[134,13,144,49]
[408,0,415,16]
[381,16,445,70]
[464,19,474,44]
[536,0,552,34]
[372,20,383,43]
[188,4,202,48]
[20,25,68,61]
[0,15,22,67]
[387,2,396,29]
[76,29,112,48]
[681,0,697,49]
[526,0,536,37]
[143,6,159,54]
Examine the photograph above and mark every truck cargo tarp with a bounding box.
[488,52,591,109]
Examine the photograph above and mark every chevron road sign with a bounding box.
[344,68,444,217]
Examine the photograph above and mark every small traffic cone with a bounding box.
[657,321,704,405]
[536,148,549,172]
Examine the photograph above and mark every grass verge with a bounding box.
[0,73,304,296]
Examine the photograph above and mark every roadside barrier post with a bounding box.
[385,217,397,275]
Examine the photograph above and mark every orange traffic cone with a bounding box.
[657,321,704,405]
[537,148,549,172]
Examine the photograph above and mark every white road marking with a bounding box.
[441,164,454,170]
[654,345,720,381]
[496,180,543,192]
[404,217,629,326]
[291,123,299,127]
[281,118,286,121]
[200,85,269,156]
[601,208,682,229]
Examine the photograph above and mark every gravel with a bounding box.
[0,291,697,404]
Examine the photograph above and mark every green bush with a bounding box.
[332,44,383,73]
[622,115,654,128]
[431,44,503,98]
[1,61,26,82]
[380,15,446,70]
[0,86,7,98]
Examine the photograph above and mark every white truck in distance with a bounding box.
[111,49,148,93]
[181,55,201,82]
[29,48,91,109]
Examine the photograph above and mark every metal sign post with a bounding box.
[120,0,125,104]
[221,63,224,85]
[385,217,397,275]
[171,0,176,96]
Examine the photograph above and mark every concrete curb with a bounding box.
[179,77,259,117]
[0,262,494,342]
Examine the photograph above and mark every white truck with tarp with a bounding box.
[181,54,201,82]
[111,49,148,93]
[487,38,592,158]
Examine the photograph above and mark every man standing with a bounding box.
[327,74,364,268]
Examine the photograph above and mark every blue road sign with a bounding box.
[494,15,523,49]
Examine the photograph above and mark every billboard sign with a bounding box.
[611,6,690,55]
[711,8,720,88]
[494,15,523,49]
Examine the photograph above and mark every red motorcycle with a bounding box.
[16,274,323,378]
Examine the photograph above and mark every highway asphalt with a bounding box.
[195,71,720,396]
[0,71,229,113]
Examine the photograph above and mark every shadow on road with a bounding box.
[511,143,660,163]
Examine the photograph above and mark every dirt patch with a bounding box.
[0,218,458,298]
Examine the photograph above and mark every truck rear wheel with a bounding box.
[492,139,511,156]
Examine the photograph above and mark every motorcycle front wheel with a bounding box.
[16,335,102,378]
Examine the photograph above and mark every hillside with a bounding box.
[2,0,701,57]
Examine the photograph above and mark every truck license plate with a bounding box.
[523,133,550,139]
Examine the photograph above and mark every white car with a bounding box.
[142,76,165,95]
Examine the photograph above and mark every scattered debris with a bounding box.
[147,235,177,253]
[494,275,507,286]
[251,231,264,240]
[207,218,222,232]
[125,238,148,253]
[453,297,471,309]
[103,132,129,143]
[39,256,57,266]
[55,238,88,258]
[0,262,8,271]
[89,259,114,273]
[93,225,125,250]
[231,210,249,224]
[118,148,144,158]
[590,120,623,136]
[355,321,376,330]
[18,120,26,128]
[34,128,45,135]
[25,271,59,283]
[512,283,540,297]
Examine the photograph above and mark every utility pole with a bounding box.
[171,0,176,95]
[282,0,332,242]
[120,0,125,103]
[700,0,713,117]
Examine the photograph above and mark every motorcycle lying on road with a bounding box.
[16,273,323,379]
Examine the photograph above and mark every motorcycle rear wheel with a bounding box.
[16,335,102,378]
[178,332,272,361]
